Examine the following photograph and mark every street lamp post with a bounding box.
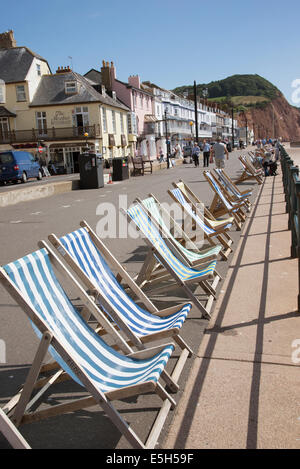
[164,109,170,169]
[194,81,199,144]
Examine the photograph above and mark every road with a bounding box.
[0,149,258,449]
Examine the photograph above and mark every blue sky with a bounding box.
[1,0,299,103]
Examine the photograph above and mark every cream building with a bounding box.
[0,31,131,173]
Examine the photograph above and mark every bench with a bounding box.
[131,156,153,176]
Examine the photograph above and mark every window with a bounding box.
[0,151,13,164]
[65,81,77,94]
[16,85,26,101]
[112,110,116,133]
[0,82,5,103]
[36,111,47,135]
[36,63,41,76]
[102,107,107,132]
[120,113,124,133]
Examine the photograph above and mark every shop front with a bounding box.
[49,142,97,174]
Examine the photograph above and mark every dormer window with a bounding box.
[65,81,77,94]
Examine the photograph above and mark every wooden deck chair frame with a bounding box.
[167,185,234,259]
[122,204,220,320]
[213,169,252,212]
[203,170,246,229]
[137,193,222,268]
[135,195,222,304]
[172,180,235,239]
[0,408,31,449]
[236,155,264,185]
[0,245,179,449]
[48,222,193,390]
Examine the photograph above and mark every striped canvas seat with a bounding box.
[170,188,232,234]
[58,228,192,337]
[204,172,241,212]
[141,196,222,263]
[214,169,252,201]
[3,249,174,393]
[126,204,217,282]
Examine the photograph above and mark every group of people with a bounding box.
[191,136,229,169]
[254,141,281,177]
[158,143,183,166]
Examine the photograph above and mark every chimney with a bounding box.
[0,30,17,49]
[101,60,112,91]
[110,61,116,80]
[56,66,72,74]
[128,75,141,89]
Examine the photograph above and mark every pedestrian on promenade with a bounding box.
[191,142,201,167]
[210,136,229,169]
[158,147,164,163]
[202,139,211,167]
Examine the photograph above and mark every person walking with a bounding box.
[210,136,229,169]
[191,142,201,167]
[202,139,211,167]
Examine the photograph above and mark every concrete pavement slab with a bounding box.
[163,168,300,449]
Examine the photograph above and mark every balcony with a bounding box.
[0,125,101,144]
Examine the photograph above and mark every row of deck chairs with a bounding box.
[0,169,256,449]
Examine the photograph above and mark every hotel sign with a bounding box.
[51,111,72,126]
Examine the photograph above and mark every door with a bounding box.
[72,151,80,173]
[74,107,89,136]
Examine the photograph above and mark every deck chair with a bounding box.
[0,247,180,449]
[124,203,221,319]
[167,186,233,260]
[172,180,235,233]
[213,169,252,212]
[203,171,246,230]
[48,222,193,389]
[0,408,31,449]
[236,155,264,184]
[137,194,222,268]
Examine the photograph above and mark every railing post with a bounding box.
[290,168,300,257]
[297,191,300,311]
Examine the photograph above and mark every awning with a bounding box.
[0,106,16,118]
[144,114,157,123]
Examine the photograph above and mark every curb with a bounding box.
[0,180,80,208]
[0,159,184,208]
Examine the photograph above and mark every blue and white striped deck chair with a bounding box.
[0,408,31,449]
[203,170,246,230]
[0,247,178,449]
[214,169,252,212]
[168,187,233,260]
[237,155,263,185]
[173,180,235,232]
[137,194,222,267]
[125,203,220,319]
[48,222,193,386]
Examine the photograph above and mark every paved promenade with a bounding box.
[0,150,299,449]
[164,169,300,449]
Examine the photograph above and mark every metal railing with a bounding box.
[280,144,300,309]
[0,125,101,144]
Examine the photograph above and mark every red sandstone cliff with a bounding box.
[238,96,300,141]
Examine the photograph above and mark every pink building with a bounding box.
[99,61,157,160]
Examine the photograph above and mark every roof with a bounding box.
[0,47,49,83]
[0,106,16,117]
[30,71,130,110]
[84,69,102,84]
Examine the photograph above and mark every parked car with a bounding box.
[0,151,42,184]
